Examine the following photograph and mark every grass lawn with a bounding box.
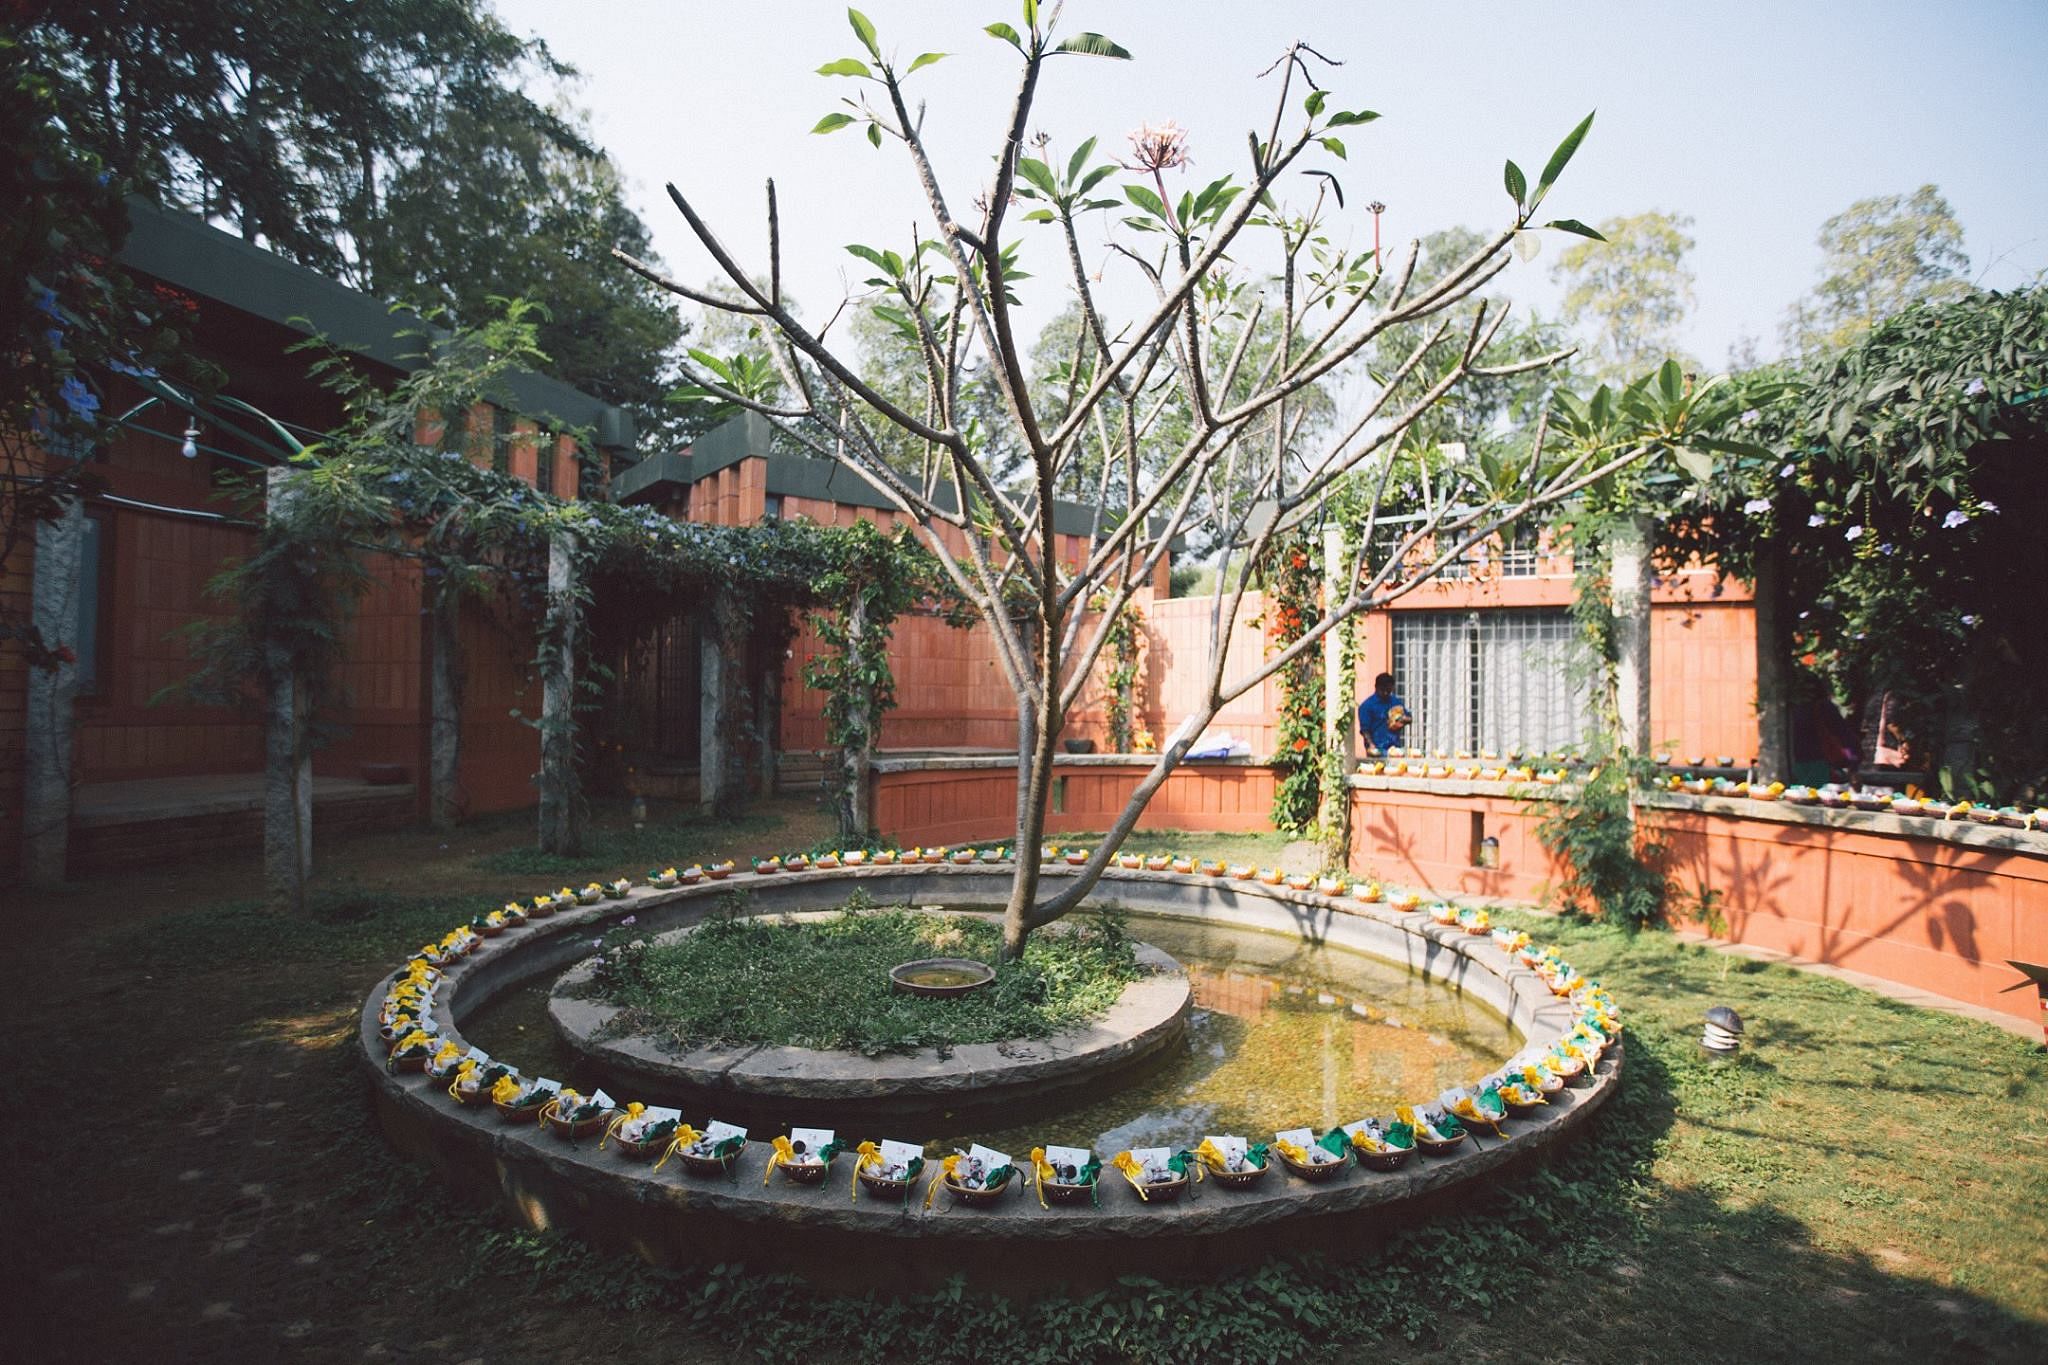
[5,802,2043,1363]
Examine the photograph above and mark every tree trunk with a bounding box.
[1003,593,1066,958]
[1609,513,1654,755]
[428,585,464,831]
[537,532,583,855]
[22,501,84,886]
[1752,542,1792,783]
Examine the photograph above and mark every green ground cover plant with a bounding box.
[583,900,1140,1056]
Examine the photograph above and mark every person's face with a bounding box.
[1376,680,1394,699]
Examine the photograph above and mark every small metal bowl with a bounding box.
[889,957,996,999]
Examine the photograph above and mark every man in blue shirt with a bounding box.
[1357,672,1411,753]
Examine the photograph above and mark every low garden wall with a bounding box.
[1345,776,2048,1025]
[872,755,1276,850]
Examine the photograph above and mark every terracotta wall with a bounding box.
[1347,564,1758,761]
[1345,779,2047,1024]
[873,760,1278,850]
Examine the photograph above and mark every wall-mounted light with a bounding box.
[181,423,200,459]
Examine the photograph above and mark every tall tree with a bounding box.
[617,7,1676,956]
[1781,184,1972,357]
[1553,210,1697,383]
[25,0,682,443]
[1372,226,1574,457]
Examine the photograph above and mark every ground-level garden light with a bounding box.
[1702,1003,1744,1055]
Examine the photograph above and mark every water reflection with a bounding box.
[952,914,1517,1154]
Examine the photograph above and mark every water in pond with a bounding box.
[460,912,1519,1151]
[947,914,1518,1154]
[896,965,991,989]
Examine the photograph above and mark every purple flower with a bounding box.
[1779,463,1796,478]
[1878,542,1895,555]
[1942,509,1969,530]
[591,938,604,949]
[32,286,59,317]
[1844,526,1863,542]
[1742,498,1771,515]
[621,915,637,926]
[1964,377,1987,397]
[1807,514,1826,528]
[1980,500,1999,515]
[58,376,99,422]
[1961,614,1977,626]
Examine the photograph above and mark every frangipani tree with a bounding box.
[617,4,1652,954]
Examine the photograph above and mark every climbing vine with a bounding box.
[175,302,947,857]
[803,520,956,840]
[1266,533,1324,834]
[1099,597,1147,753]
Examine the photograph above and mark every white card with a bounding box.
[641,1105,682,1125]
[788,1127,835,1158]
[1129,1146,1171,1171]
[702,1120,747,1144]
[1275,1127,1315,1148]
[967,1143,1010,1170]
[535,1076,561,1094]
[464,1047,491,1065]
[590,1089,614,1110]
[1340,1119,1380,1139]
[1204,1134,1249,1165]
[879,1139,924,1169]
[1043,1144,1092,1173]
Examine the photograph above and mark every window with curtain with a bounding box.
[1391,609,1592,753]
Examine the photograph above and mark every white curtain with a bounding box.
[1395,610,1593,755]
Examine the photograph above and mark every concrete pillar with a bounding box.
[428,583,463,830]
[1609,512,1654,755]
[1318,525,1350,851]
[537,531,583,854]
[698,589,749,816]
[22,499,84,886]
[1752,542,1791,783]
[263,468,313,910]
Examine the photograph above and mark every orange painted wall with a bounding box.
[873,760,1278,850]
[1344,780,2047,1024]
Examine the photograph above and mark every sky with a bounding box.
[493,0,2048,371]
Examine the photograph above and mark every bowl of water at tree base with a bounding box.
[890,958,997,998]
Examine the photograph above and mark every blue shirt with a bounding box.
[1358,692,1408,752]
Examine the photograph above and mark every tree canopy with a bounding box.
[1553,210,1697,383]
[23,0,683,443]
[1782,185,1972,358]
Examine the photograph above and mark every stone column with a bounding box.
[698,589,750,817]
[537,531,583,854]
[837,589,874,842]
[22,500,84,886]
[1751,541,1791,783]
[1609,512,1654,754]
[1318,524,1350,850]
[428,583,463,830]
[264,468,313,910]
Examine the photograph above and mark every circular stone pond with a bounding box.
[360,862,1622,1288]
[539,914,1194,1130]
